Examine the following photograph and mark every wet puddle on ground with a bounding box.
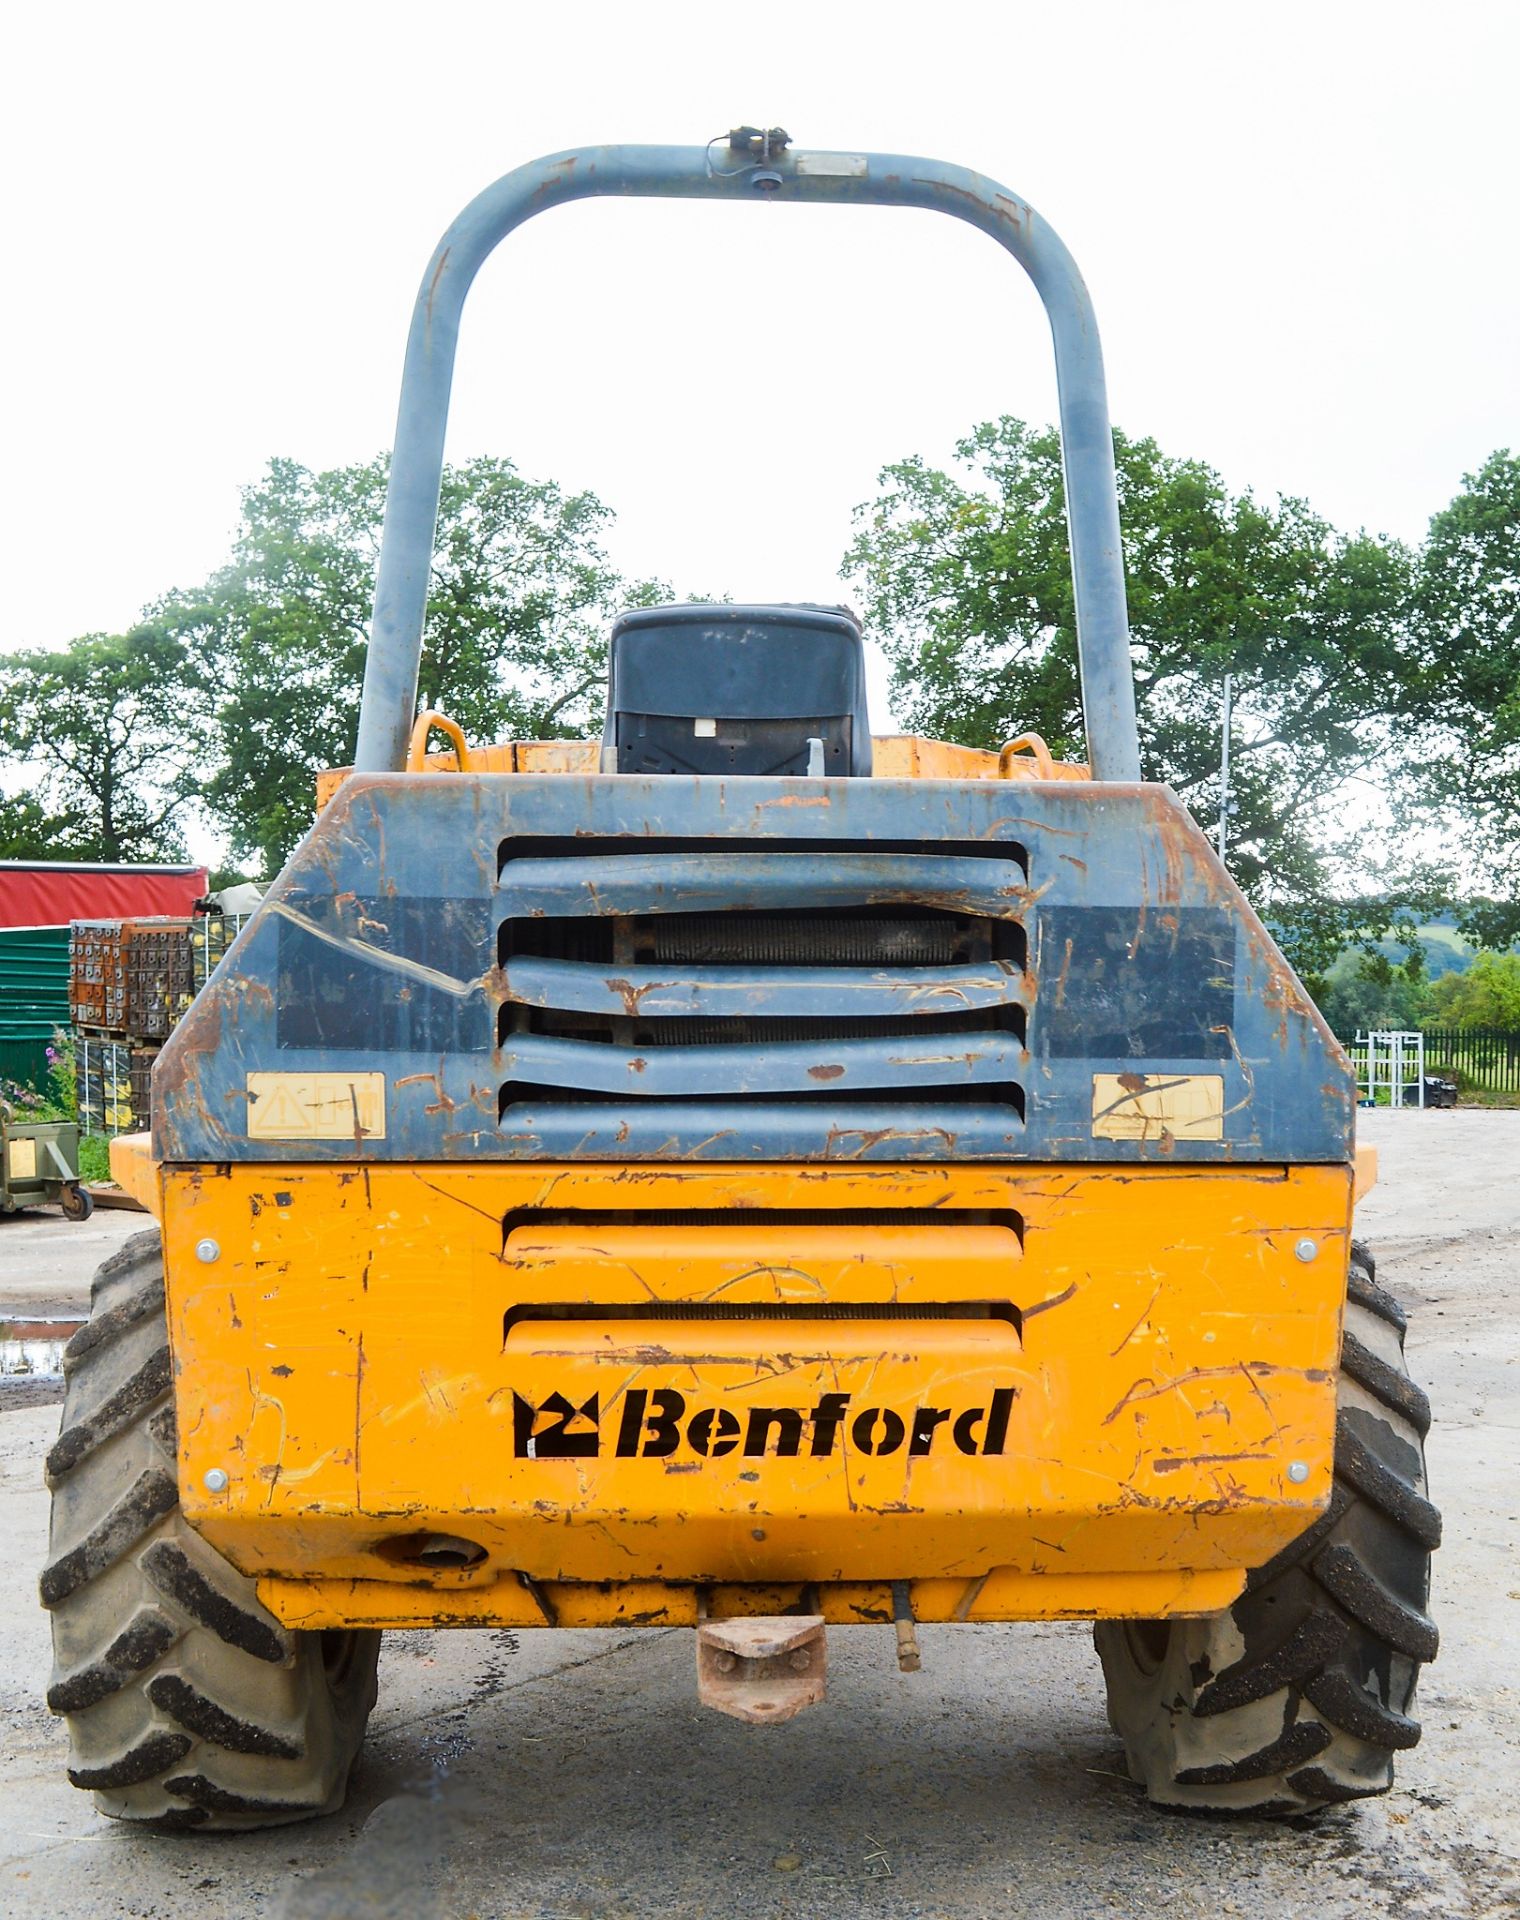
[0,1322,82,1379]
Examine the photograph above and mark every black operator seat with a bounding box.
[601,603,873,777]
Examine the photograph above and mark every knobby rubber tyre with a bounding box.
[1094,1240,1438,1814]
[40,1229,381,1830]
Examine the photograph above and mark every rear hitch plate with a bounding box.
[695,1614,827,1725]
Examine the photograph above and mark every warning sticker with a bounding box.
[8,1138,38,1180]
[245,1072,387,1141]
[1091,1072,1225,1142]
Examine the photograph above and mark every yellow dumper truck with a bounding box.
[43,130,1436,1828]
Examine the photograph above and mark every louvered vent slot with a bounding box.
[495,843,1029,1156]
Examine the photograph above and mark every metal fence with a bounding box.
[1420,1027,1520,1098]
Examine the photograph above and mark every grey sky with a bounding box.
[4,0,1516,744]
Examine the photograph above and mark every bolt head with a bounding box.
[1288,1460,1310,1484]
[714,1651,736,1674]
[789,1648,812,1672]
[1294,1238,1318,1263]
[195,1238,221,1264]
[203,1467,230,1493]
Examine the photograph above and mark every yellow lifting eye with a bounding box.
[998,733,1058,779]
[405,709,474,773]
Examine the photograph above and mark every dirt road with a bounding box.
[2,1112,1516,1918]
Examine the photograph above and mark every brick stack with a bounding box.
[69,917,199,1132]
[67,922,122,1032]
[70,918,198,1039]
[134,922,194,1038]
[68,913,253,1134]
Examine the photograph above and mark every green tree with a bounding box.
[0,630,197,860]
[1424,949,1520,1029]
[156,455,664,872]
[1316,950,1430,1037]
[1412,449,1520,944]
[844,419,1418,960]
[0,791,88,860]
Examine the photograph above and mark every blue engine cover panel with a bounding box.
[152,774,1354,1164]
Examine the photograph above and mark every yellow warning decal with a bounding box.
[1091,1072,1224,1142]
[8,1138,38,1180]
[245,1072,387,1141]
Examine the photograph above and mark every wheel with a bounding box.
[60,1182,94,1222]
[40,1228,380,1829]
[1095,1240,1439,1814]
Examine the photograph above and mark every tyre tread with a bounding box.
[1346,1257,1406,1335]
[1174,1717,1331,1786]
[45,1229,379,1830]
[1303,1669,1422,1750]
[141,1540,291,1663]
[46,1607,180,1713]
[39,1468,179,1608]
[1194,1610,1345,1716]
[1311,1540,1439,1661]
[46,1345,173,1483]
[1340,1329,1431,1436]
[145,1674,304,1757]
[1335,1412,1442,1549]
[1095,1251,1437,1816]
[68,1730,192,1790]
[62,1277,165,1374]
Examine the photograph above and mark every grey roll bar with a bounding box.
[354,137,1142,783]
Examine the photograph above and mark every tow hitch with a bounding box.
[695,1615,827,1725]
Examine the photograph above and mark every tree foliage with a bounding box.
[1412,449,1520,944]
[1315,947,1430,1037]
[0,630,197,860]
[1,424,1517,991]
[1424,949,1520,1029]
[0,791,86,861]
[154,455,663,871]
[844,419,1417,958]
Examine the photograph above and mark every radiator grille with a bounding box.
[495,845,1029,1155]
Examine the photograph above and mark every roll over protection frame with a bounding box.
[355,139,1143,783]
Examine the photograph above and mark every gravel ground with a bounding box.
[1,1110,1516,1918]
[0,1205,144,1319]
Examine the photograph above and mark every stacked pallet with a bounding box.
[69,918,196,1040]
[70,917,197,1133]
[74,1035,136,1134]
[69,913,252,1134]
[129,1044,159,1126]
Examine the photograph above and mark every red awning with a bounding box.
[0,862,209,930]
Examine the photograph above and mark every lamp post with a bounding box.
[1217,672,1233,863]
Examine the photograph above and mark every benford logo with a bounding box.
[512,1387,1018,1461]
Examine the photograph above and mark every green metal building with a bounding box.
[0,926,70,1091]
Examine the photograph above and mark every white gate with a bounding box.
[1349,1030,1426,1109]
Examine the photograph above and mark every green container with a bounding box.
[0,926,70,1091]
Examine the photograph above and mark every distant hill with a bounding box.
[1324,924,1475,985]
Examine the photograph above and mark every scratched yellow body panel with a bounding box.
[160,1161,1351,1624]
[313,731,1088,806]
[260,1566,1246,1631]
